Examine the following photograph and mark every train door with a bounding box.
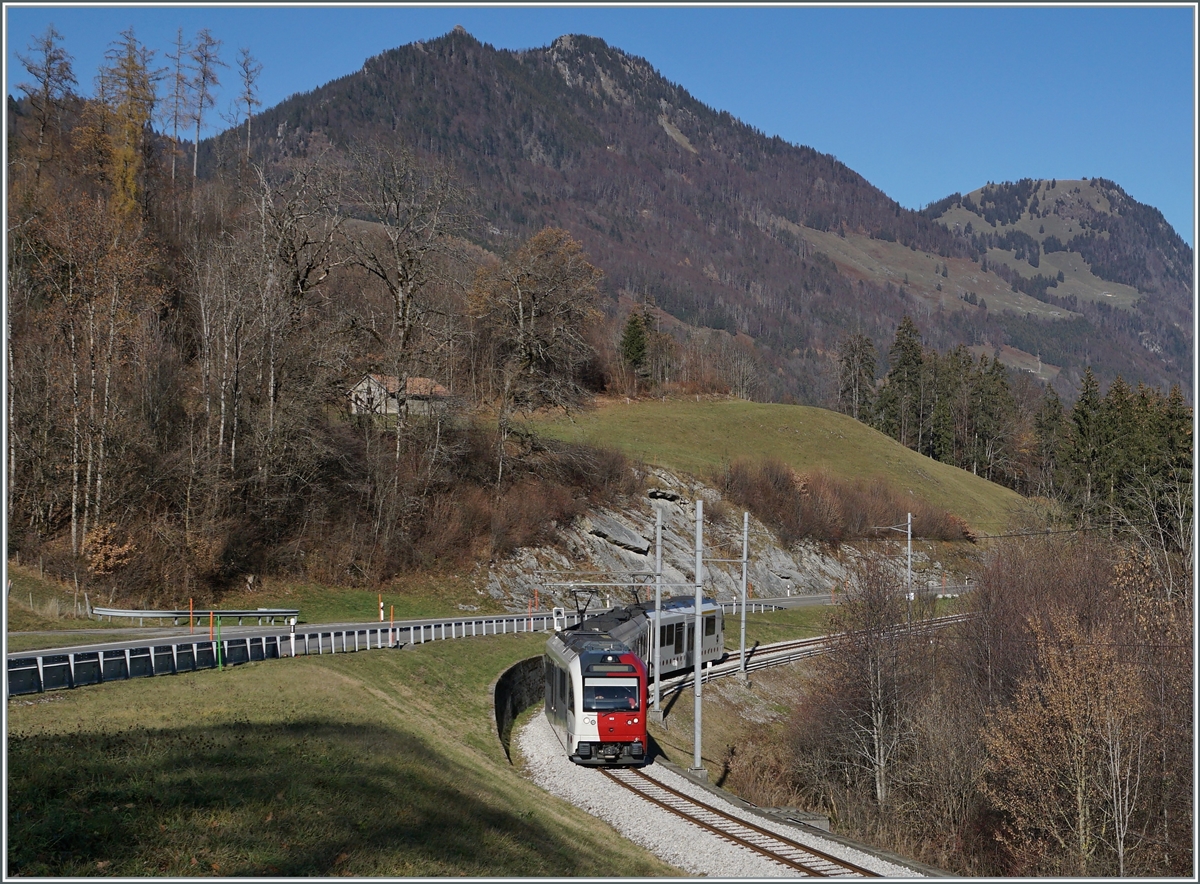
[565,671,576,747]
[545,658,570,743]
[700,613,717,661]
[546,658,559,718]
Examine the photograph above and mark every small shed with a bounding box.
[349,374,450,417]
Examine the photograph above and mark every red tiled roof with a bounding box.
[363,374,449,398]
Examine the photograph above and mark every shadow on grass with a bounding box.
[8,717,600,877]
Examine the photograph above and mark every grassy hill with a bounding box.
[5,589,835,875]
[529,398,1026,535]
[6,634,684,877]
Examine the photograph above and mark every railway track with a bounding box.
[660,613,977,690]
[600,766,880,877]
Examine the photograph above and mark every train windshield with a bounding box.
[582,677,640,712]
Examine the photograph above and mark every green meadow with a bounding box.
[530,398,1025,535]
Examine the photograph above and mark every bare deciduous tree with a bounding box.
[235,47,262,163]
[16,24,77,182]
[164,28,191,184]
[470,227,601,484]
[188,28,225,180]
[343,143,469,424]
[25,192,160,559]
[982,613,1152,876]
[821,554,915,808]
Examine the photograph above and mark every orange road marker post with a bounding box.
[189,597,194,635]
[209,610,214,641]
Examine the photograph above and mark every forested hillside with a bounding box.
[201,27,1191,402]
[6,27,651,603]
[6,22,1192,604]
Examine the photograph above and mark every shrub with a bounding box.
[713,459,971,545]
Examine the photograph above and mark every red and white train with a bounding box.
[543,596,725,766]
[543,628,648,766]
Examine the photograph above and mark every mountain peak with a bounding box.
[218,31,1191,399]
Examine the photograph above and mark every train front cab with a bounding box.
[545,638,648,766]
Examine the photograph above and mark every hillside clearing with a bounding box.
[530,398,1025,535]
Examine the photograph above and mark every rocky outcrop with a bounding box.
[485,467,871,612]
[584,514,650,554]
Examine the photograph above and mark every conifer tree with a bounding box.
[1098,375,1135,518]
[16,24,77,183]
[1033,385,1066,498]
[876,316,923,447]
[1066,367,1103,519]
[188,28,225,179]
[164,28,191,184]
[619,310,648,376]
[236,47,262,163]
[97,28,158,220]
[928,349,957,464]
[972,355,1016,481]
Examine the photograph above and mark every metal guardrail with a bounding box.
[717,601,784,614]
[89,607,300,626]
[7,605,976,698]
[6,610,590,697]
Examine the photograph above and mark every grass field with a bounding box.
[12,553,954,875]
[2,562,509,650]
[6,632,684,877]
[726,604,829,647]
[5,601,841,876]
[530,398,1025,535]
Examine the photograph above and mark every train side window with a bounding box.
[675,624,685,654]
[661,623,674,650]
[704,614,716,637]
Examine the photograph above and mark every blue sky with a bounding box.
[5,4,1196,246]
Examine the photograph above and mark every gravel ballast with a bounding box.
[516,713,924,878]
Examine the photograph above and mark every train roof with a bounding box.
[556,632,627,655]
[562,595,718,645]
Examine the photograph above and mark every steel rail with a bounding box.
[656,613,976,691]
[601,766,879,877]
